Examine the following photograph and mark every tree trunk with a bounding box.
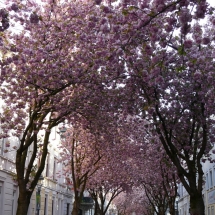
[72,199,79,215]
[189,193,205,215]
[168,198,176,215]
[94,201,100,215]
[94,201,98,215]
[16,190,32,215]
[157,205,166,215]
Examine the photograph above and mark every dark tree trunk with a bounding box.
[16,190,32,215]
[168,199,176,215]
[94,200,100,215]
[15,123,52,215]
[169,206,176,215]
[72,199,81,215]
[156,205,166,215]
[189,193,205,215]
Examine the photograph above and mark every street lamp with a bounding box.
[36,175,44,215]
[175,193,180,215]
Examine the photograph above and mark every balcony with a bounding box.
[0,155,16,173]
[80,197,94,211]
[81,197,94,205]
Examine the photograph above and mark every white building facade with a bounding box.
[0,126,73,215]
[177,158,215,215]
[202,160,215,215]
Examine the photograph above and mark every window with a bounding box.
[209,207,211,215]
[37,155,41,168]
[210,170,213,188]
[206,173,209,190]
[0,138,5,155]
[57,199,61,215]
[44,194,48,215]
[53,157,57,180]
[59,162,63,183]
[12,189,17,215]
[45,153,50,177]
[213,167,215,187]
[52,127,56,140]
[26,144,33,166]
[212,206,214,215]
[0,182,3,215]
[66,203,70,215]
[52,197,55,215]
[179,183,183,197]
[184,203,187,215]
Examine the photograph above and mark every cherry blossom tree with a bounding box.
[88,184,125,215]
[0,1,116,214]
[59,122,105,215]
[112,135,179,215]
[96,1,213,214]
[113,192,133,215]
[117,11,215,215]
[0,0,213,215]
[114,190,154,215]
[89,11,215,215]
[87,156,132,215]
[138,142,179,215]
[60,113,138,215]
[94,1,215,214]
[84,115,150,215]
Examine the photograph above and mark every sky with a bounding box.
[208,0,215,7]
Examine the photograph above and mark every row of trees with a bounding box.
[58,117,179,215]
[0,0,215,215]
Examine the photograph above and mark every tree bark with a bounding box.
[168,198,176,215]
[72,199,81,215]
[189,193,205,215]
[93,200,100,215]
[16,190,32,215]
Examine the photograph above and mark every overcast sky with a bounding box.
[208,0,215,6]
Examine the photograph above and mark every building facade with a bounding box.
[177,158,215,215]
[0,126,73,215]
[203,159,215,215]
